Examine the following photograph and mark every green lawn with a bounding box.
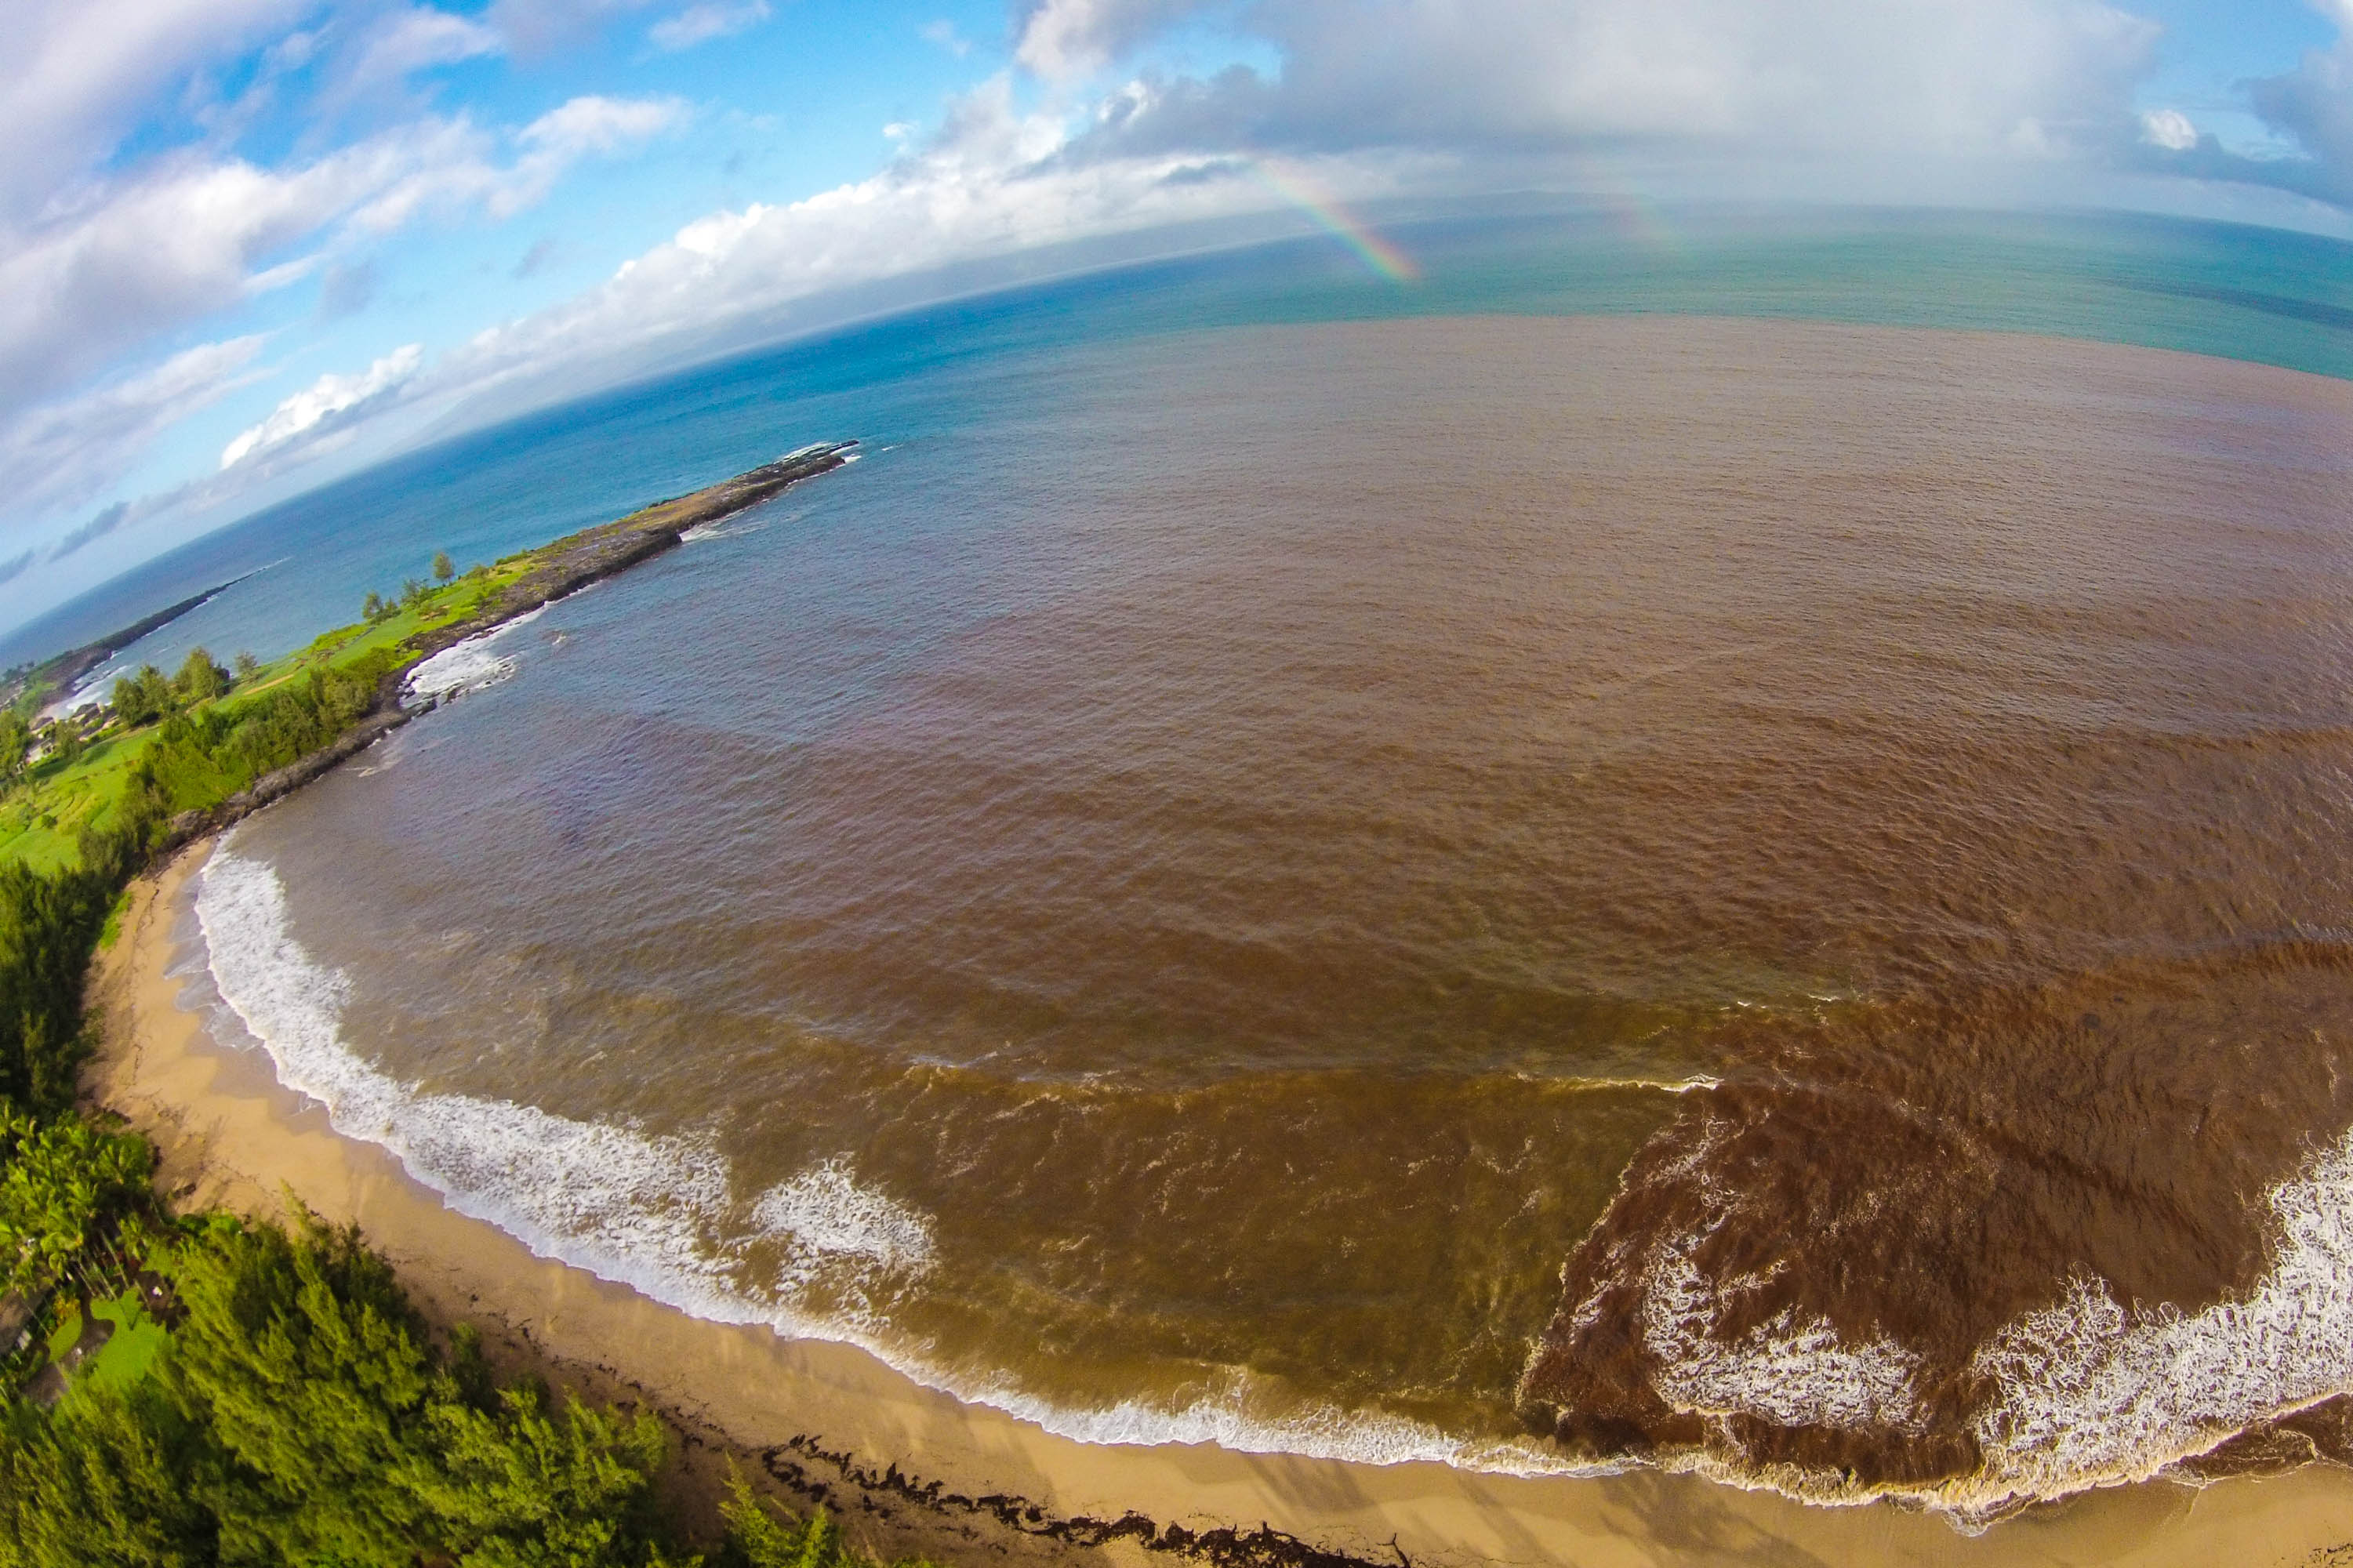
[85,1293,166,1392]
[0,559,531,877]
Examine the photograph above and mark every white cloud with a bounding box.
[0,336,267,524]
[1018,0,1197,79]
[921,19,975,58]
[1021,0,2158,160]
[0,147,410,423]
[220,343,425,470]
[353,8,503,88]
[432,77,1283,383]
[2246,13,2353,204]
[520,93,689,158]
[2140,107,2198,151]
[0,0,311,223]
[648,1,772,52]
[0,92,682,461]
[487,0,659,55]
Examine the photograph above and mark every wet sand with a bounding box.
[87,844,2353,1568]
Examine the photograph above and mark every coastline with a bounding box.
[85,845,2353,1568]
[154,440,859,858]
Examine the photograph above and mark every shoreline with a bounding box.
[84,844,2353,1568]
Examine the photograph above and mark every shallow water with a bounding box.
[201,311,2353,1515]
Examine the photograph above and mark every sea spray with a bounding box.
[403,605,547,703]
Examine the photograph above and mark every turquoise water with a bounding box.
[12,205,2353,678]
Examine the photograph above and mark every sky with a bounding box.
[3,0,2352,635]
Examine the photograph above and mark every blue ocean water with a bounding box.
[9,205,2353,679]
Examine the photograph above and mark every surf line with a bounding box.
[154,440,859,854]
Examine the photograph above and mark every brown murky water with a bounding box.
[198,315,2353,1516]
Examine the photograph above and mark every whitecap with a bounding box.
[1961,1125,2353,1513]
[1639,1240,1926,1435]
[403,604,545,703]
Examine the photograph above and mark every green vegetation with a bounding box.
[0,546,939,1568]
[718,1477,870,1568]
[0,1211,684,1566]
[0,554,512,875]
[0,1199,927,1566]
[0,1112,151,1294]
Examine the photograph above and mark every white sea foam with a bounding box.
[1563,1074,1722,1094]
[969,1375,1604,1475]
[403,605,546,702]
[1958,1125,2353,1513]
[754,1161,935,1276]
[1640,1243,1925,1434]
[684,505,803,544]
[1563,1107,2353,1520]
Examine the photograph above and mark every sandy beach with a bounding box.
[84,842,2353,1568]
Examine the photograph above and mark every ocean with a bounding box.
[56,205,2353,1520]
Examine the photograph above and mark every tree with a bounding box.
[171,648,227,706]
[0,1379,213,1568]
[719,1475,880,1568]
[233,652,260,683]
[361,591,390,624]
[0,1112,151,1298]
[162,1211,681,1566]
[432,551,455,583]
[40,721,82,770]
[0,715,27,788]
[110,666,173,729]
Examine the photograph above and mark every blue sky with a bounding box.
[5,0,2353,636]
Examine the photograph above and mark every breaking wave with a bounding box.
[404,606,546,702]
[194,841,921,1328]
[1958,1127,2353,1514]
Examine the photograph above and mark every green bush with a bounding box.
[111,667,174,731]
[0,835,144,1115]
[171,651,227,707]
[138,654,388,814]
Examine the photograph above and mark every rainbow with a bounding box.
[1250,159,1421,283]
[1560,154,1687,257]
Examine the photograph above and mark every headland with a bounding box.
[155,440,859,853]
